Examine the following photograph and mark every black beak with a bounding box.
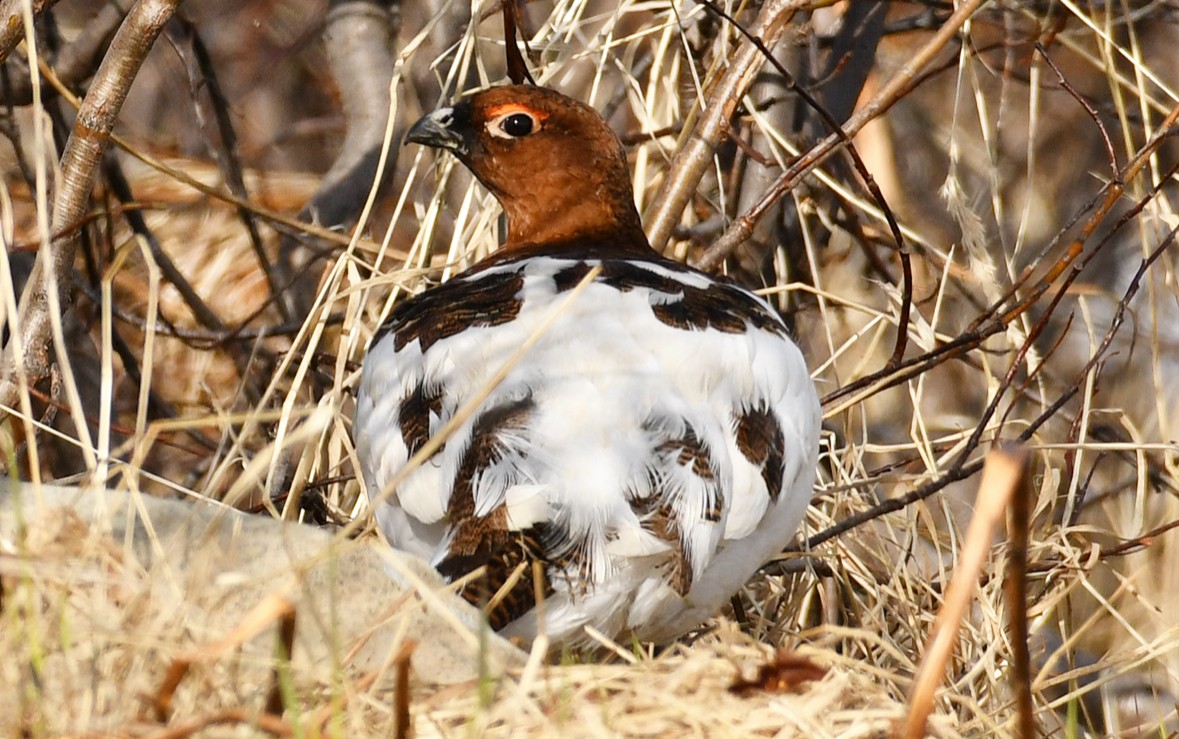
[406,106,466,154]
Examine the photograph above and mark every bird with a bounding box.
[353,84,820,647]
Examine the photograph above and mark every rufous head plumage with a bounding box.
[407,85,650,254]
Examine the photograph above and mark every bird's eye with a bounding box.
[489,110,539,139]
[502,113,534,136]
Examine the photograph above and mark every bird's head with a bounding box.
[406,85,650,253]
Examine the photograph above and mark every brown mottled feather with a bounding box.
[398,383,444,456]
[628,423,727,596]
[442,527,552,631]
[434,397,557,627]
[378,270,525,351]
[556,259,790,337]
[735,406,786,503]
[632,496,692,596]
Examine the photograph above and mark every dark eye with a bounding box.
[488,110,540,139]
[502,113,534,137]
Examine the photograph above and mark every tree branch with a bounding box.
[0,0,58,65]
[697,0,988,266]
[0,0,182,414]
[0,0,126,105]
[273,0,399,323]
[644,0,804,254]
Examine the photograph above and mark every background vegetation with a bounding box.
[1,0,1178,735]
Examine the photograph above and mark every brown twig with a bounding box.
[0,0,59,65]
[1098,517,1179,558]
[698,0,989,268]
[798,224,1176,552]
[35,49,394,257]
[1036,42,1119,182]
[1004,449,1035,738]
[501,0,534,85]
[0,0,125,105]
[166,17,289,323]
[264,604,298,717]
[100,155,228,332]
[141,708,292,738]
[0,0,182,423]
[20,382,209,457]
[691,0,912,365]
[824,144,1179,413]
[644,0,804,253]
[74,274,345,346]
[273,0,399,323]
[951,268,1076,472]
[149,594,296,721]
[393,639,417,739]
[900,446,1028,739]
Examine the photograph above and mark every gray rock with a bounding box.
[0,482,524,685]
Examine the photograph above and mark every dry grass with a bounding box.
[2,497,964,738]
[2,0,1179,736]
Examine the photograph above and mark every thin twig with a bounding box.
[0,0,124,105]
[34,52,394,255]
[1036,42,1119,182]
[644,0,804,253]
[167,17,289,323]
[1004,450,1035,739]
[799,227,1175,551]
[699,0,989,267]
[1098,517,1179,558]
[149,594,296,721]
[691,0,913,365]
[100,155,228,332]
[139,707,292,738]
[0,0,182,421]
[824,148,1179,413]
[900,447,1027,739]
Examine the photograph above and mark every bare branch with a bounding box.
[0,0,183,413]
[273,0,399,323]
[644,0,804,254]
[166,17,284,322]
[100,156,227,332]
[501,0,534,85]
[901,447,1027,739]
[0,1,126,105]
[1004,450,1035,739]
[700,0,988,264]
[795,222,1175,552]
[0,0,58,65]
[691,1,912,365]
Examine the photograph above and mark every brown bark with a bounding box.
[0,0,58,65]
[0,0,183,416]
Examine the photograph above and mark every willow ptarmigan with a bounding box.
[354,85,820,646]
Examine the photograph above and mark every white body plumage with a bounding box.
[355,254,820,645]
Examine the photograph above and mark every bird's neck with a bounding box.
[502,197,652,257]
